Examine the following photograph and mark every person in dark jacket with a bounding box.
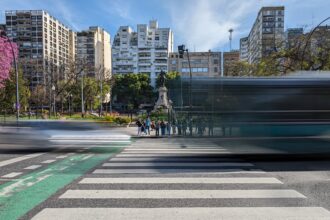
[160,120,166,136]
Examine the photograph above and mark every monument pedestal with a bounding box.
[154,86,170,111]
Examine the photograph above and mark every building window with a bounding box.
[214,67,218,73]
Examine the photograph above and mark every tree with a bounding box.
[112,74,155,110]
[0,35,18,87]
[0,69,30,113]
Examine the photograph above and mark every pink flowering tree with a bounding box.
[0,36,18,88]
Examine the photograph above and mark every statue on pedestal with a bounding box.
[154,70,171,111]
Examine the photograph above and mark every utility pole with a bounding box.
[81,71,85,117]
[178,45,193,119]
[229,29,234,52]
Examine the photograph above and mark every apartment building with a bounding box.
[168,51,221,77]
[223,51,240,76]
[112,20,174,86]
[240,6,285,64]
[239,37,249,62]
[5,10,76,87]
[286,28,304,49]
[77,26,111,80]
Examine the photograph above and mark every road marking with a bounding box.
[0,148,122,220]
[41,160,56,164]
[109,157,242,162]
[116,153,231,157]
[0,153,43,168]
[56,155,68,159]
[93,168,265,174]
[60,189,306,199]
[124,148,226,151]
[120,151,229,154]
[2,172,22,178]
[24,165,42,170]
[102,162,254,167]
[31,207,330,220]
[79,177,283,184]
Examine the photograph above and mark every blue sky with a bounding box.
[1,0,329,51]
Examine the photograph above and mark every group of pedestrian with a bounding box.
[136,117,171,136]
[136,117,151,136]
[136,116,215,137]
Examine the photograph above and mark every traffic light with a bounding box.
[178,45,185,58]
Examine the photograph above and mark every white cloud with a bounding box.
[168,0,256,51]
[165,0,278,51]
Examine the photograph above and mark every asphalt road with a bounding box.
[1,125,330,219]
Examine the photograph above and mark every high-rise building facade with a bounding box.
[112,20,174,85]
[168,51,222,77]
[239,37,249,62]
[5,10,76,87]
[241,6,285,64]
[286,28,304,49]
[77,26,111,80]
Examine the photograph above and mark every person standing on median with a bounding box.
[136,120,143,136]
[166,122,171,136]
[160,120,166,136]
[145,116,151,135]
[155,120,160,137]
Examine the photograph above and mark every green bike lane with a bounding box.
[0,146,124,220]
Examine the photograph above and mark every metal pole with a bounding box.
[186,49,192,115]
[100,72,103,116]
[81,72,84,117]
[53,89,56,118]
[69,95,71,117]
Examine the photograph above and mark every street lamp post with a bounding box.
[81,72,85,117]
[69,94,73,117]
[0,31,19,123]
[178,45,193,117]
[52,85,56,118]
[229,29,234,52]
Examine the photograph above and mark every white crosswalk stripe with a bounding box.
[102,162,254,167]
[32,207,330,220]
[93,168,265,174]
[79,177,283,184]
[31,139,330,219]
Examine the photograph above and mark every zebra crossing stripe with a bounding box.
[102,162,254,167]
[0,154,43,168]
[92,169,265,174]
[1,172,22,178]
[116,153,231,157]
[59,189,305,199]
[79,177,283,184]
[24,165,42,170]
[109,157,242,162]
[31,207,330,220]
[123,148,226,151]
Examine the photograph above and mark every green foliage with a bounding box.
[0,68,30,113]
[100,115,131,124]
[156,71,180,88]
[112,73,155,109]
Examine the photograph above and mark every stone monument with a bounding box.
[154,70,171,111]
